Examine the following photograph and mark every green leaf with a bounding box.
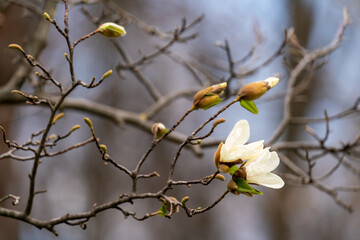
[158,203,167,217]
[240,100,258,114]
[229,165,239,175]
[233,178,263,195]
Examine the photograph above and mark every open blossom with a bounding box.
[215,119,284,190]
[214,120,263,170]
[242,147,284,189]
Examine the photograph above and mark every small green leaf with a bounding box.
[229,165,239,175]
[233,178,263,195]
[158,203,167,217]
[240,100,259,114]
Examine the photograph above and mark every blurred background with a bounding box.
[0,0,359,239]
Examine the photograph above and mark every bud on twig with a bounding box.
[99,144,107,154]
[181,196,189,206]
[8,44,24,53]
[52,112,64,124]
[192,82,227,110]
[43,12,53,22]
[212,118,226,129]
[101,69,113,80]
[238,76,279,101]
[227,179,240,195]
[151,123,167,139]
[97,22,126,38]
[237,76,279,114]
[70,125,81,133]
[83,117,94,130]
[214,173,225,181]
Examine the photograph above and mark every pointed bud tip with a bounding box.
[212,118,226,129]
[264,76,279,89]
[219,82,227,88]
[8,44,24,52]
[44,12,52,22]
[52,112,65,124]
[70,125,81,132]
[101,69,113,80]
[181,196,189,205]
[83,117,93,129]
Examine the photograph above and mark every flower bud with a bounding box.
[52,112,64,124]
[44,12,53,22]
[192,82,227,110]
[227,179,240,195]
[70,125,81,133]
[214,173,225,181]
[217,164,230,173]
[151,123,167,139]
[8,44,24,53]
[99,144,107,154]
[212,118,226,129]
[83,117,93,130]
[101,69,112,80]
[238,76,279,100]
[97,22,126,37]
[181,196,189,206]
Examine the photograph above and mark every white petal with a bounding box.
[247,172,284,189]
[224,120,250,148]
[245,148,280,173]
[220,140,263,163]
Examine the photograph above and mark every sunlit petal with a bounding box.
[245,148,280,173]
[247,172,284,189]
[220,140,263,163]
[224,120,250,148]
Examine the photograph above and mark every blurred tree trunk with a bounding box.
[0,4,28,239]
[264,1,314,240]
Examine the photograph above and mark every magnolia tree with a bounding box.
[0,0,359,237]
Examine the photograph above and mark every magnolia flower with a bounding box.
[241,147,284,189]
[214,119,284,191]
[214,120,263,171]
